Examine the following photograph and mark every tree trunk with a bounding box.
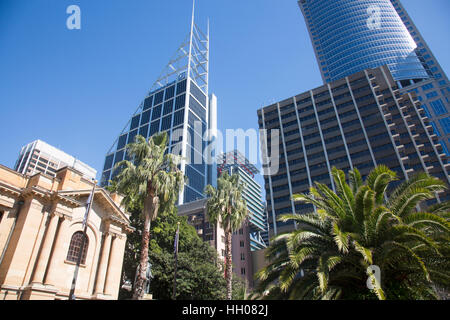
[213,222,218,268]
[132,193,157,300]
[225,229,233,300]
[132,211,150,299]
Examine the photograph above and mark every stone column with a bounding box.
[94,232,112,295]
[0,209,6,228]
[31,213,60,284]
[44,216,71,286]
[0,209,13,255]
[104,235,127,297]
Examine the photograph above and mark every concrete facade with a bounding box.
[0,165,133,300]
[251,248,268,289]
[390,0,450,157]
[14,140,97,180]
[231,221,253,288]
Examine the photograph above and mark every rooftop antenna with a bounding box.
[187,0,195,81]
[206,16,210,97]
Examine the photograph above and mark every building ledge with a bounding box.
[23,283,59,294]
[92,293,114,300]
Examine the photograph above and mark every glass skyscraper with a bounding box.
[298,0,450,157]
[298,0,429,83]
[101,8,217,205]
[389,0,450,157]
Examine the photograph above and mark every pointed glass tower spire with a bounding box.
[101,1,217,205]
[150,0,209,94]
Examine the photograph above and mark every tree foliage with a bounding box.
[255,166,450,300]
[119,201,227,300]
[111,132,184,299]
[205,171,248,300]
[232,276,250,300]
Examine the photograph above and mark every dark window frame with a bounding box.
[66,231,89,265]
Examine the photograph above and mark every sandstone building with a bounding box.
[0,165,133,300]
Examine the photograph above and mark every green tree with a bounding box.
[256,166,450,300]
[111,133,184,300]
[205,171,248,300]
[232,276,249,300]
[119,202,227,300]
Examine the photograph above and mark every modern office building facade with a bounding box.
[258,66,450,236]
[389,0,450,157]
[100,10,217,205]
[298,0,450,156]
[14,140,97,180]
[217,150,267,251]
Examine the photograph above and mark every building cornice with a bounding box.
[58,188,133,232]
[0,181,22,197]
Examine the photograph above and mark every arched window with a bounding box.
[66,231,89,264]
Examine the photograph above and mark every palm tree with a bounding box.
[256,166,450,299]
[111,133,185,300]
[205,171,248,300]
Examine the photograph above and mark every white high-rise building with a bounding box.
[14,140,97,180]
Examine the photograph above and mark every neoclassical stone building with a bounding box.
[0,164,133,300]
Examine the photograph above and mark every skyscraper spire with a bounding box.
[190,0,196,37]
[148,0,208,94]
[102,2,214,206]
[187,0,195,87]
[105,1,209,156]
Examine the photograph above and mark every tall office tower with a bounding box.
[14,140,97,180]
[100,4,217,205]
[389,0,450,157]
[258,66,450,236]
[298,0,450,156]
[217,150,268,251]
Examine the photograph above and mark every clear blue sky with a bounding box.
[0,0,449,190]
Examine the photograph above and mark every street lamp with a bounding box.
[68,179,97,300]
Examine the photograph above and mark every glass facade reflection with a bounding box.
[389,0,450,157]
[299,0,450,159]
[298,0,429,83]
